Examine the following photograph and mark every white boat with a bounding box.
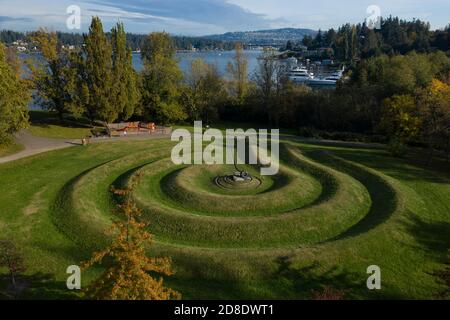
[308,67,344,86]
[325,69,344,81]
[286,66,314,83]
[308,78,338,85]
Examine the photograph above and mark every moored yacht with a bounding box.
[308,67,344,86]
[286,66,314,83]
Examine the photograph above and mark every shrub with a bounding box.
[387,137,407,157]
[297,127,319,138]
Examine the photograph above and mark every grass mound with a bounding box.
[0,137,448,299]
[62,143,377,249]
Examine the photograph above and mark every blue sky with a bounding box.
[0,0,448,35]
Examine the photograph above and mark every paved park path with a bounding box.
[0,130,78,164]
[0,130,171,164]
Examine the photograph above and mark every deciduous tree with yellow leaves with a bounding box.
[418,79,450,162]
[82,176,180,300]
[380,94,421,156]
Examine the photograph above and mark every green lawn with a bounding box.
[28,124,92,139]
[0,136,449,299]
[28,111,93,139]
[28,111,292,140]
[173,121,298,136]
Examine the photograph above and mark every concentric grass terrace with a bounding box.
[0,137,449,299]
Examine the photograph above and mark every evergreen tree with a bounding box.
[302,35,313,48]
[81,17,115,124]
[313,29,323,48]
[141,32,186,125]
[111,22,139,121]
[0,43,29,144]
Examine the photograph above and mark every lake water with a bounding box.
[27,50,261,110]
[133,50,261,76]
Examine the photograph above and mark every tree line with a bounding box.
[0,29,235,51]
[1,16,449,159]
[300,17,450,61]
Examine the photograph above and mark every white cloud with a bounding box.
[0,0,448,33]
[228,0,450,29]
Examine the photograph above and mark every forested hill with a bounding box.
[300,17,450,60]
[0,30,237,51]
[2,17,448,53]
[202,28,317,46]
[0,28,316,51]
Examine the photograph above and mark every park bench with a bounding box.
[106,122,159,136]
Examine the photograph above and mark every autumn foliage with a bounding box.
[0,239,26,288]
[311,286,347,300]
[82,176,180,300]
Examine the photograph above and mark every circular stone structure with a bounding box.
[214,170,262,190]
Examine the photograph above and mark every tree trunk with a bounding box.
[446,138,450,163]
[426,145,434,166]
[10,271,16,288]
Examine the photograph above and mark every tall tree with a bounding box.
[184,59,225,123]
[141,32,186,125]
[302,35,313,48]
[81,17,115,123]
[82,178,180,300]
[0,43,29,144]
[29,29,81,120]
[380,94,421,156]
[418,79,450,162]
[253,48,286,126]
[226,42,249,105]
[111,22,139,121]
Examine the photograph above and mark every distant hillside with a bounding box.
[1,27,317,51]
[203,28,317,46]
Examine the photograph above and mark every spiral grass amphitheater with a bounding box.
[0,137,449,299]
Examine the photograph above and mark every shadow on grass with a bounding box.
[29,111,92,128]
[401,213,450,262]
[270,256,408,299]
[305,150,398,241]
[165,251,408,299]
[273,257,359,299]
[0,273,77,300]
[401,213,450,299]
[335,149,450,184]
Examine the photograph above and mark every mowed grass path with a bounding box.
[0,138,449,299]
